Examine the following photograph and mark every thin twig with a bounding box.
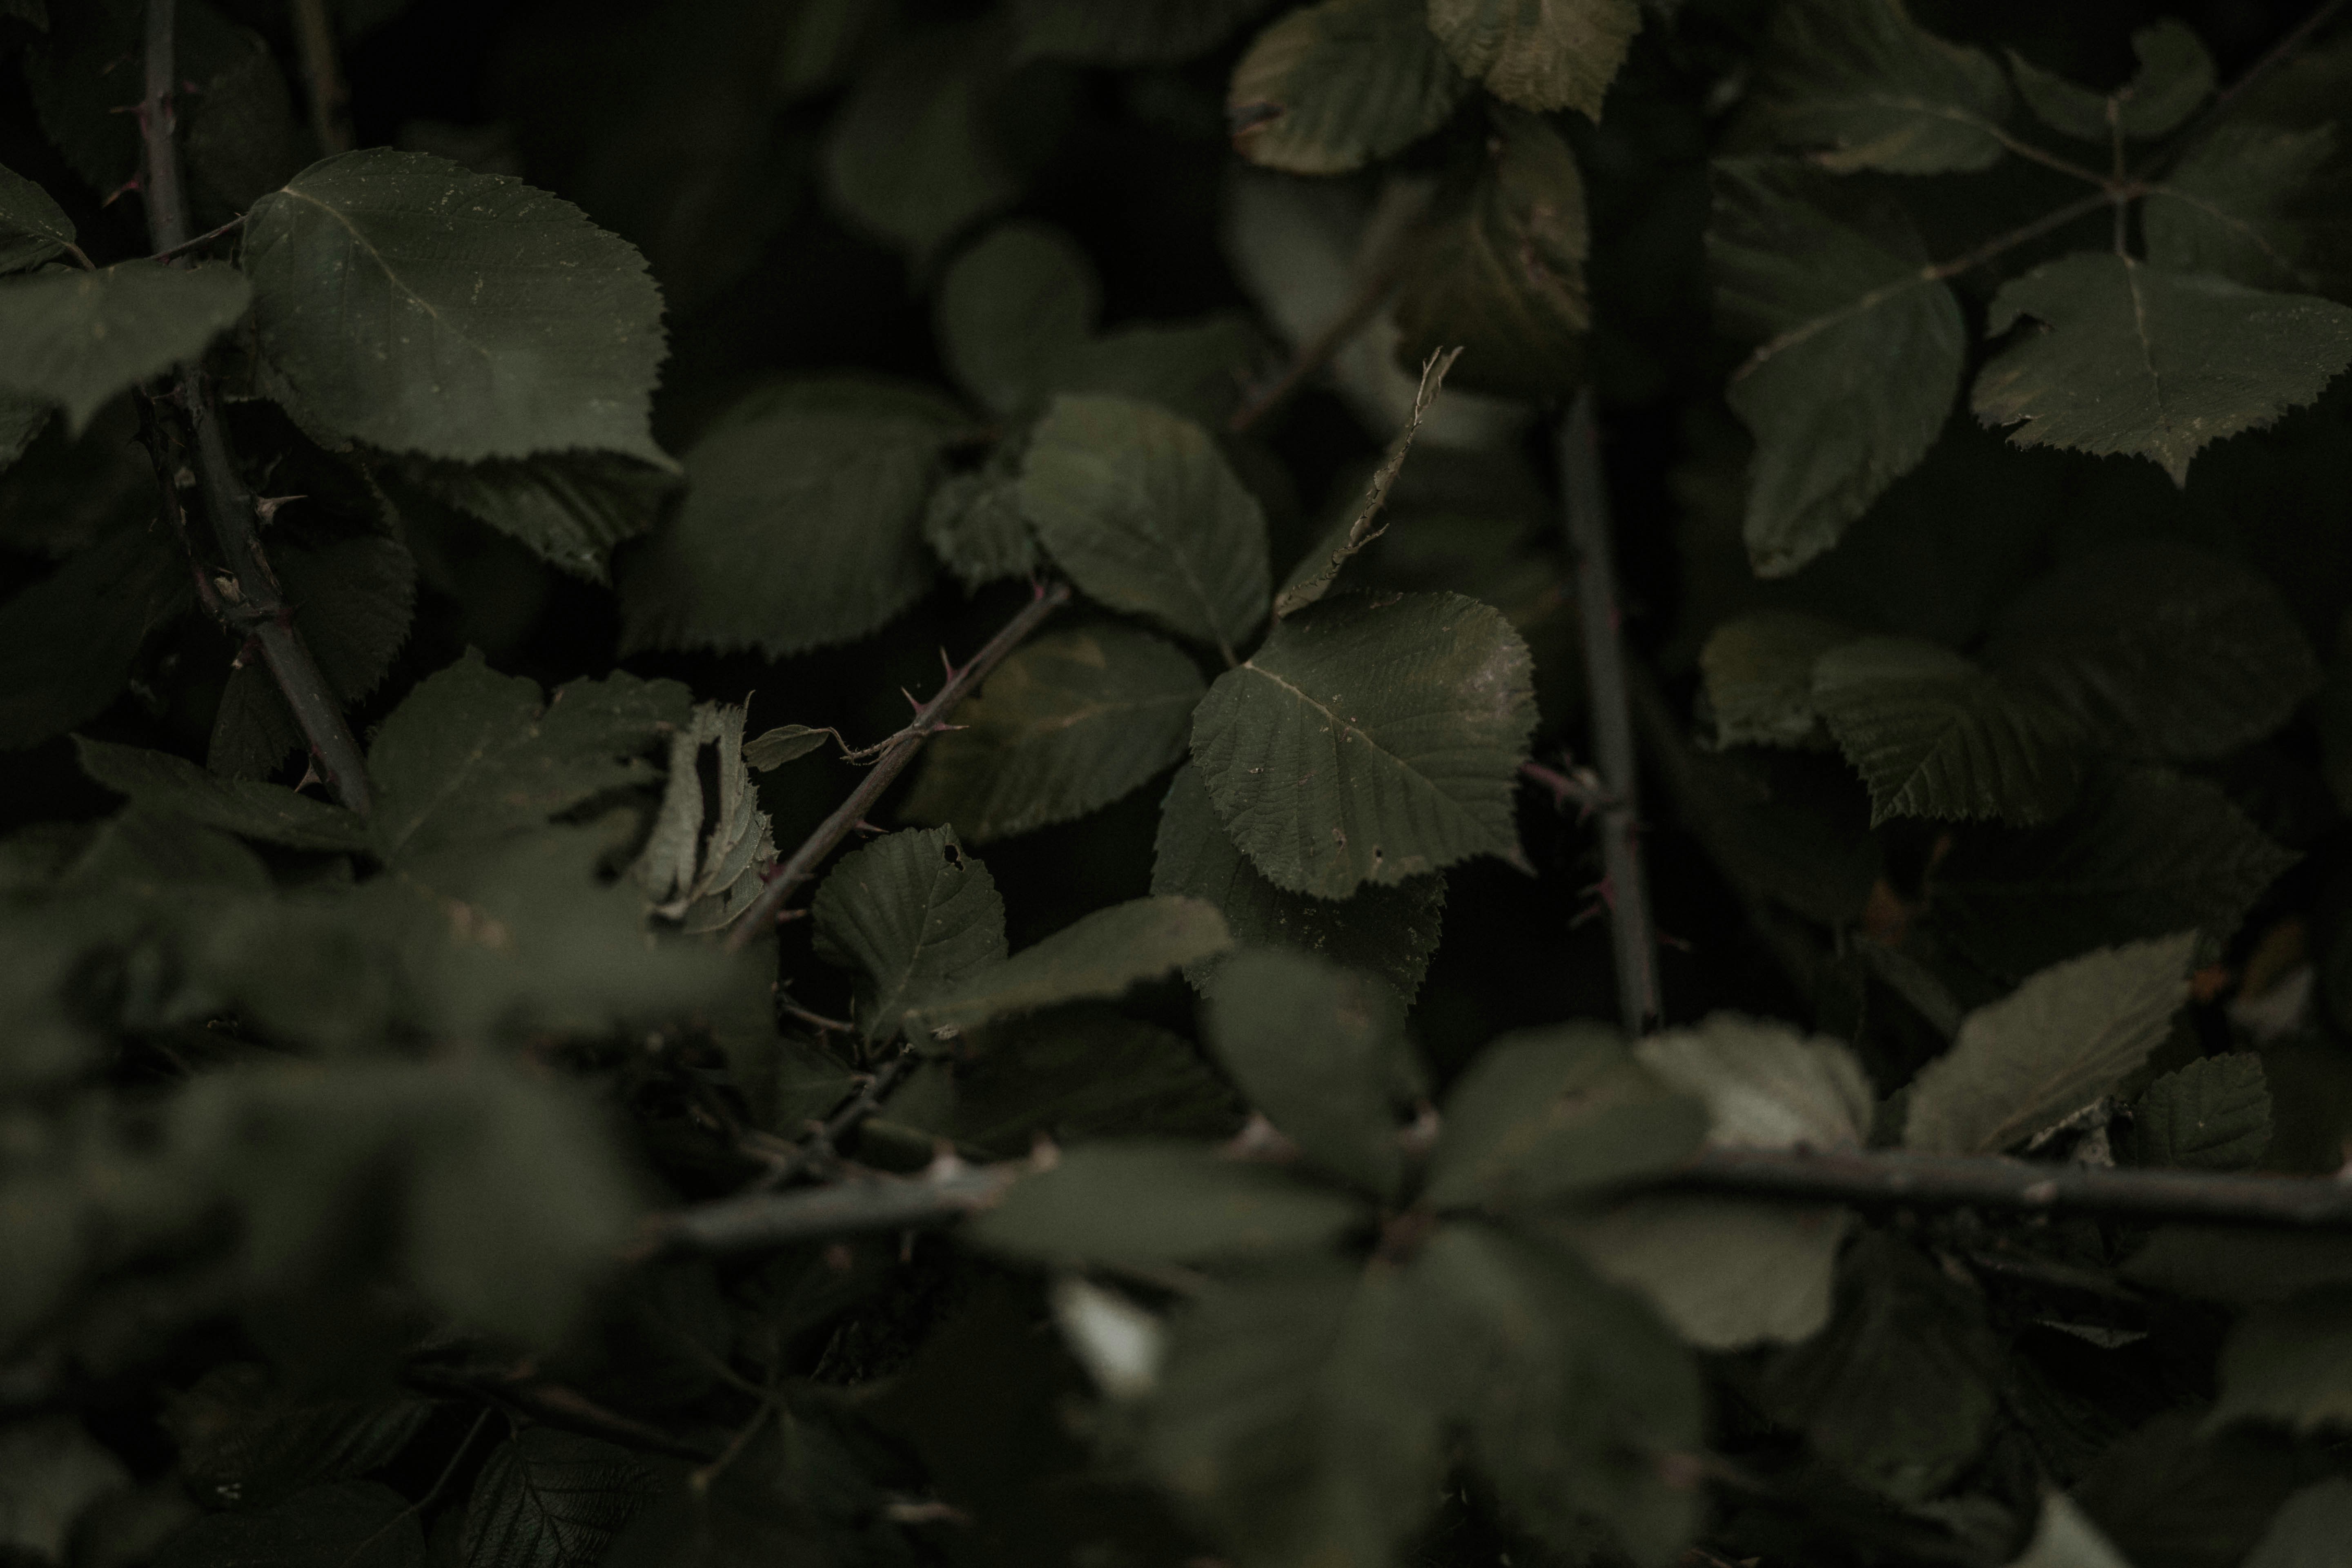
[140,0,374,813]
[1272,347,1458,620]
[148,212,245,263]
[400,1362,716,1462]
[1559,389,1659,1033]
[288,0,354,156]
[722,581,1073,951]
[653,1160,1022,1255]
[749,1047,924,1192]
[1228,260,1405,435]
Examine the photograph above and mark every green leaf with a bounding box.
[1546,1198,1855,1351]
[1635,1014,1873,1151]
[1699,610,1853,748]
[1204,950,1422,1198]
[903,624,1206,842]
[1755,1234,2003,1502]
[811,826,1008,1044]
[937,222,1099,416]
[1710,160,1964,577]
[1740,0,2011,173]
[1191,590,1536,898]
[969,1143,1364,1268]
[905,895,1232,1034]
[0,392,45,471]
[461,1429,657,1568]
[1227,0,1468,176]
[2129,1055,2270,1171]
[1973,253,2352,485]
[207,528,419,780]
[619,381,961,658]
[1052,315,1266,427]
[1928,766,2296,978]
[160,1363,437,1510]
[0,262,251,436]
[243,149,667,463]
[1425,1025,1707,1212]
[0,526,192,751]
[2213,1287,2352,1434]
[0,161,74,273]
[2145,122,2352,300]
[1143,1260,1447,1568]
[742,726,833,770]
[366,653,690,863]
[823,22,1054,260]
[172,1059,641,1347]
[2009,21,2212,142]
[154,1482,423,1568]
[395,452,679,582]
[1426,0,1640,118]
[1152,762,1446,1001]
[1011,0,1270,64]
[74,738,370,853]
[923,461,1039,590]
[2245,1480,2352,1568]
[1811,635,2083,826]
[938,1009,1243,1155]
[1020,394,1270,662]
[2008,1494,2135,1568]
[1987,542,2320,761]
[1411,1224,1701,1566]
[1391,107,1587,400]
[1903,934,2193,1155]
[631,702,775,935]
[2071,1413,2302,1568]
[0,1418,129,1564]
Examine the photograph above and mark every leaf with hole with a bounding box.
[811,826,1008,1044]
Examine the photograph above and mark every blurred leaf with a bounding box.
[0,161,74,273]
[1755,1233,2003,1502]
[395,452,679,583]
[937,222,1099,416]
[1192,590,1536,897]
[1811,635,2083,826]
[74,739,370,853]
[1426,0,1639,118]
[2125,1227,2352,1305]
[0,262,250,436]
[1426,1026,1705,1211]
[1547,1198,1854,1351]
[1740,0,2011,173]
[1051,315,1266,428]
[2074,1413,2304,1568]
[1987,542,2319,761]
[0,1419,129,1564]
[0,524,191,751]
[1143,1260,1446,1568]
[173,1059,642,1347]
[1205,950,1422,1198]
[244,150,666,463]
[1973,255,2352,485]
[942,1009,1243,1154]
[906,895,1231,1034]
[1636,1014,1872,1150]
[367,653,689,863]
[0,393,44,470]
[2008,1493,2135,1568]
[1012,0,1270,64]
[2129,1055,2271,1171]
[619,379,960,659]
[2145,122,2352,300]
[923,461,1039,590]
[2245,1479,2352,1568]
[1227,0,1468,175]
[1928,766,2296,978]
[970,1143,1363,1268]
[153,1483,421,1568]
[2213,1287,2352,1434]
[462,1429,657,1568]
[1904,934,2192,1154]
[811,826,1007,1044]
[903,625,1206,842]
[1392,107,1588,400]
[1710,160,1963,577]
[2009,21,2212,142]
[160,1364,437,1510]
[207,528,419,781]
[1412,1224,1700,1565]
[1699,609,1851,746]
[1020,394,1271,661]
[1152,762,1446,1001]
[632,701,775,935]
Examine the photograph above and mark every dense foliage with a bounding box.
[5,1,2352,1566]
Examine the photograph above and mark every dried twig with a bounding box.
[722,581,1072,951]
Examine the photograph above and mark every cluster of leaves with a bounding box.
[5,2,2352,1568]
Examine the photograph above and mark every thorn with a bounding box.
[852,819,884,836]
[102,176,141,207]
[940,646,955,680]
[902,687,922,712]
[294,759,323,794]
[252,493,306,523]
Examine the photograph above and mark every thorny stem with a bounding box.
[722,581,1074,952]
[748,1046,925,1193]
[288,0,354,156]
[141,0,374,814]
[1559,389,1660,1033]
